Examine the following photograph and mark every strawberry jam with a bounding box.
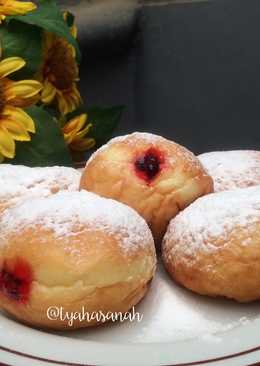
[135,147,165,182]
[0,258,32,304]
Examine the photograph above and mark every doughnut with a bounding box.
[162,185,260,302]
[199,150,260,192]
[0,190,156,329]
[80,132,213,246]
[0,164,80,214]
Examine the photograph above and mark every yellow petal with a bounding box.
[57,94,70,116]
[70,45,76,59]
[62,114,87,134]
[0,15,6,24]
[63,95,77,115]
[0,127,15,158]
[6,80,42,101]
[0,1,36,16]
[75,123,93,139]
[63,11,68,20]
[70,92,81,107]
[11,95,40,108]
[70,137,96,152]
[0,57,25,79]
[63,130,77,144]
[3,119,31,141]
[68,98,77,113]
[72,84,82,102]
[3,106,35,133]
[41,81,56,104]
[71,25,77,39]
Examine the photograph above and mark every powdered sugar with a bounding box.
[0,190,154,253]
[0,164,80,208]
[86,132,200,169]
[85,132,164,167]
[164,185,260,257]
[199,150,260,192]
[109,132,165,145]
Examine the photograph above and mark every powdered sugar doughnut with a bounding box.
[80,132,213,247]
[0,164,80,213]
[162,186,260,302]
[199,150,260,192]
[0,190,156,329]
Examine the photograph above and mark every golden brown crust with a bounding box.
[0,229,155,330]
[162,186,260,302]
[80,133,213,247]
[0,192,156,329]
[2,281,149,330]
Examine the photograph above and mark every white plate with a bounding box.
[1,261,260,366]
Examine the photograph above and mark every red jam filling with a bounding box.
[134,147,165,182]
[0,258,33,304]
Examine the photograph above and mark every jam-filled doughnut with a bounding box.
[199,150,260,192]
[80,132,213,246]
[0,164,80,214]
[0,191,156,329]
[162,185,260,302]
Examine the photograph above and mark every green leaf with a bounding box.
[9,106,73,167]
[87,106,124,146]
[7,0,81,62]
[0,20,42,79]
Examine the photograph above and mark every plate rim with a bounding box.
[0,345,260,366]
[1,342,260,366]
[0,313,260,366]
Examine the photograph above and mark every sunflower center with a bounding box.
[0,80,6,115]
[44,39,78,90]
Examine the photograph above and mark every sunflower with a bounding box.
[62,113,95,152]
[40,13,81,116]
[0,56,42,161]
[0,0,36,23]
